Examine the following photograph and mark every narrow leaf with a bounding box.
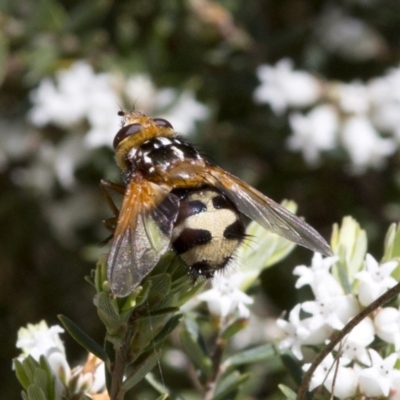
[121,350,161,391]
[213,371,249,400]
[149,314,183,348]
[26,385,47,400]
[278,384,297,400]
[180,326,213,377]
[14,360,30,389]
[223,344,276,368]
[58,315,108,361]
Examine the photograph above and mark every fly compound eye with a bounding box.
[153,118,173,130]
[113,124,142,149]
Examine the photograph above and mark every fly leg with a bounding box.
[100,180,125,244]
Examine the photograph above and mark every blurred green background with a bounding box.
[2,0,400,398]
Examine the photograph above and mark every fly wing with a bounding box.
[204,165,332,256]
[107,179,179,297]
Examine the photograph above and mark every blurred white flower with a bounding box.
[337,82,370,114]
[374,307,400,349]
[336,317,375,365]
[156,89,210,135]
[15,321,69,397]
[84,87,121,148]
[358,350,398,397]
[29,62,99,128]
[15,321,106,398]
[11,135,87,190]
[277,305,310,360]
[253,59,322,115]
[341,115,397,172]
[29,61,121,149]
[369,69,400,139]
[16,320,66,362]
[125,73,158,113]
[69,353,106,395]
[355,253,397,306]
[197,272,253,318]
[287,105,338,165]
[294,253,341,299]
[315,7,387,61]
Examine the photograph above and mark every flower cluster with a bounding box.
[21,61,209,191]
[277,217,400,398]
[14,321,106,400]
[29,61,210,148]
[254,59,400,173]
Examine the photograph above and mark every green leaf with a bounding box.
[14,360,30,389]
[149,314,183,347]
[154,395,169,400]
[278,384,297,400]
[177,279,207,306]
[213,371,249,400]
[26,385,47,400]
[223,344,276,368]
[146,274,172,301]
[221,318,248,340]
[38,356,56,399]
[21,356,40,383]
[32,368,48,392]
[137,306,179,319]
[121,350,161,391]
[335,261,352,294]
[180,323,213,378]
[58,314,108,362]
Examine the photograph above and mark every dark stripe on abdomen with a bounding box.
[173,228,212,254]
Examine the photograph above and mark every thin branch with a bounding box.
[109,311,138,400]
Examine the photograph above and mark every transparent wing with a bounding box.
[204,165,332,256]
[107,179,179,297]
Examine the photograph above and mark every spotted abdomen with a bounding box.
[171,187,246,278]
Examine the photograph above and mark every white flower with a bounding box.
[303,353,357,398]
[277,304,332,360]
[84,82,121,148]
[29,61,121,149]
[355,253,397,306]
[197,272,253,318]
[358,349,398,397]
[155,89,209,135]
[253,59,322,114]
[340,115,397,172]
[125,73,158,113]
[369,67,400,140]
[16,320,66,361]
[69,353,106,395]
[294,253,341,299]
[277,305,310,360]
[15,321,70,397]
[374,307,400,349]
[337,81,370,114]
[336,317,375,365]
[302,295,359,330]
[29,61,98,128]
[287,105,338,165]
